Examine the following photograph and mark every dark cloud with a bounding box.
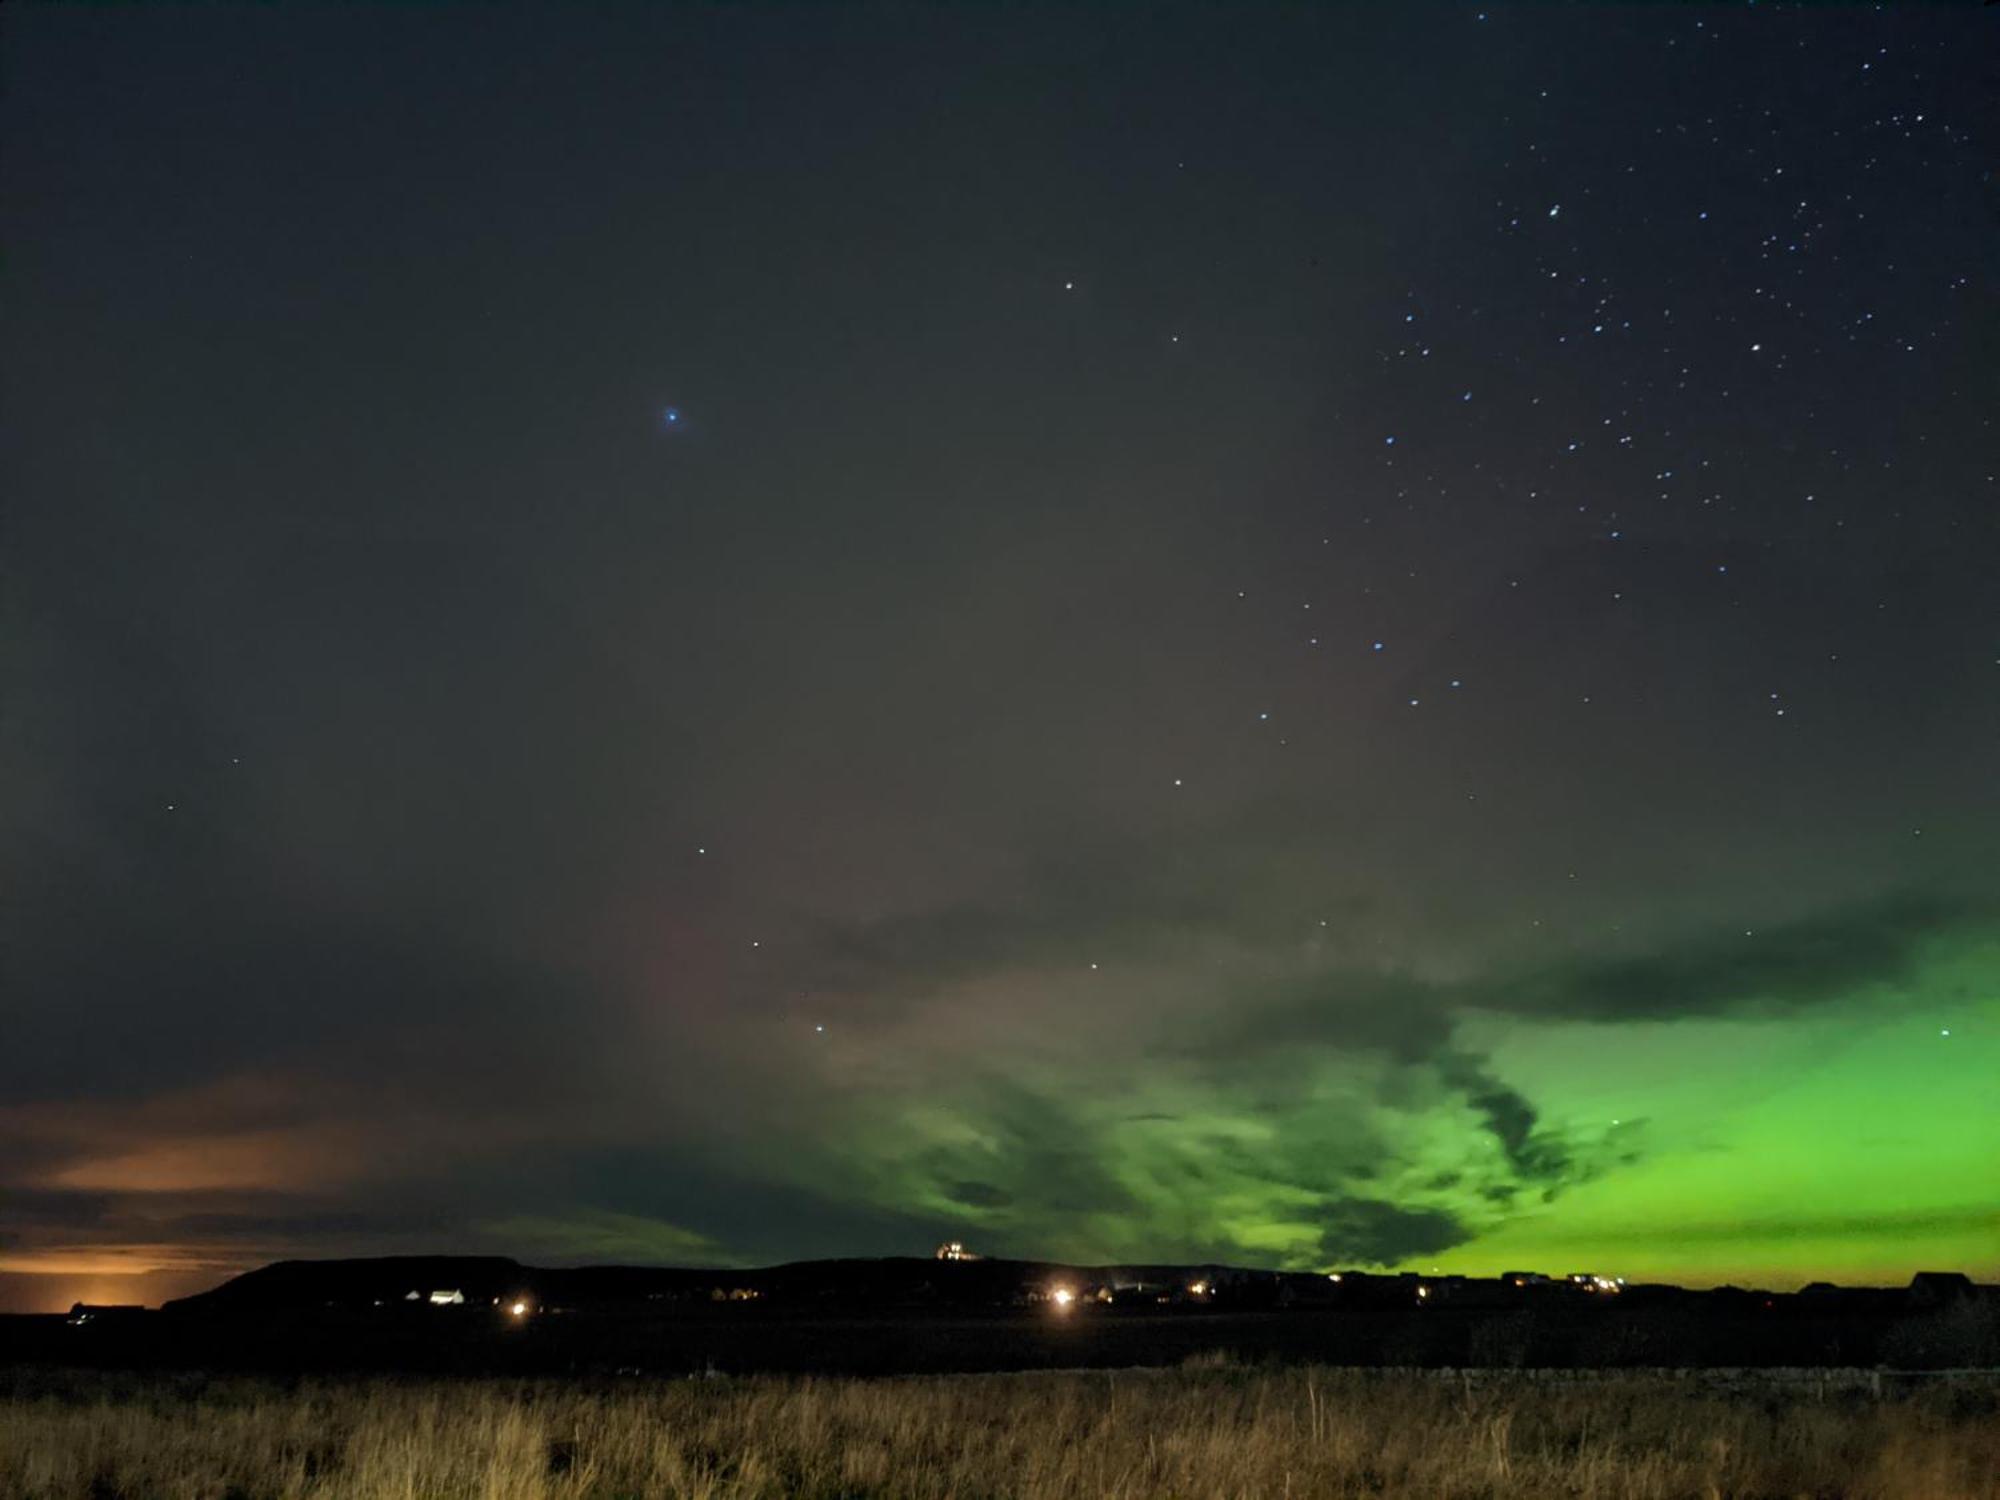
[1182,894,1971,1077]
[1438,1052,1570,1185]
[1318,1200,1469,1266]
[541,1149,962,1265]
[947,1181,1013,1208]
[922,1080,1147,1221]
[799,816,1384,1012]
[152,1209,406,1243]
[4,881,623,1109]
[0,1189,115,1234]
[1476,895,1966,1025]
[0,1183,454,1265]
[1196,970,1454,1066]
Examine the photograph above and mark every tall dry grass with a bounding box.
[1,1364,1995,1499]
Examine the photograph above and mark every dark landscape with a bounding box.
[7,1255,1999,1499]
[13,1254,1998,1378]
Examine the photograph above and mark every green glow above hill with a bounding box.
[818,924,1999,1287]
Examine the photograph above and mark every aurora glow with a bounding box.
[5,5,1995,1314]
[744,899,1999,1288]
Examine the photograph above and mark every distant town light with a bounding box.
[1050,1286,1076,1309]
[509,1301,529,1318]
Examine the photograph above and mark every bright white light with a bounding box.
[1051,1287,1075,1308]
[509,1301,528,1317]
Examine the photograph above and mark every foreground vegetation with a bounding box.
[3,1364,1997,1499]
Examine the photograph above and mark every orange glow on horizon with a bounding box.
[0,1266,234,1315]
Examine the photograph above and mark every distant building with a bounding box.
[67,1304,145,1327]
[934,1241,981,1261]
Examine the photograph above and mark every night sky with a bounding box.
[5,4,1996,1314]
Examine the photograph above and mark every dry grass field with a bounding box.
[3,1364,1996,1500]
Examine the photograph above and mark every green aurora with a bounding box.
[764,907,1998,1288]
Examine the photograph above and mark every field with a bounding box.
[3,1365,1998,1500]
